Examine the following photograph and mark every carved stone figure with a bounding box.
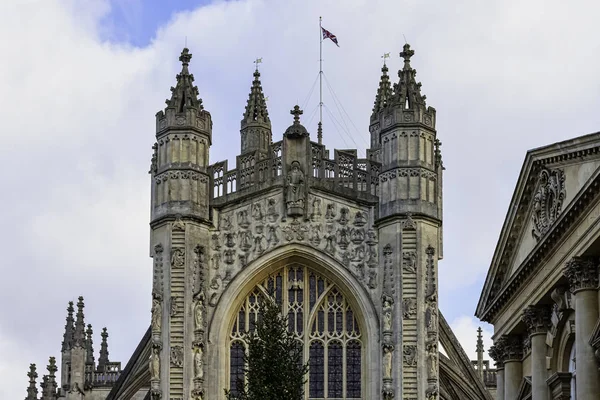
[311,197,322,221]
[426,301,438,332]
[151,298,162,332]
[237,209,250,229]
[382,294,394,332]
[427,341,438,378]
[402,251,417,273]
[368,270,377,289]
[402,298,417,319]
[171,248,185,268]
[225,232,236,248]
[149,346,160,380]
[426,384,439,400]
[310,225,322,246]
[211,233,221,251]
[338,207,349,225]
[170,346,183,367]
[383,345,393,379]
[351,228,365,244]
[194,348,204,380]
[252,203,264,222]
[353,211,367,226]
[239,231,252,251]
[267,225,279,246]
[267,198,279,222]
[224,249,236,265]
[221,215,232,231]
[531,168,565,240]
[324,225,336,255]
[194,293,205,331]
[403,345,417,367]
[286,161,305,217]
[337,227,350,250]
[325,203,336,220]
[170,296,177,317]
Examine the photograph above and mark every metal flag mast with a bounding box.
[318,16,323,145]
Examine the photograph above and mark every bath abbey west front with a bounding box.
[25,45,497,400]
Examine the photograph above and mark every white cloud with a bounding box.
[1,0,600,397]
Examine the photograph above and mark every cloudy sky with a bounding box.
[2,0,600,397]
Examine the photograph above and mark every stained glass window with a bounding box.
[229,264,363,399]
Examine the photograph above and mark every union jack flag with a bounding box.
[321,27,339,47]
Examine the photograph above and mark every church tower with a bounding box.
[371,44,443,399]
[149,48,213,400]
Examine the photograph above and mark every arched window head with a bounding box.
[229,263,363,399]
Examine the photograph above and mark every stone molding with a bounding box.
[546,372,572,400]
[563,256,599,293]
[522,305,552,336]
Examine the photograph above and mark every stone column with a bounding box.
[502,335,523,400]
[522,305,551,400]
[488,342,506,400]
[564,256,600,400]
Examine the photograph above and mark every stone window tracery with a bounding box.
[229,264,363,399]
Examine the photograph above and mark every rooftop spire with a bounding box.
[241,67,270,127]
[98,327,110,368]
[61,301,75,352]
[73,296,85,348]
[393,43,427,110]
[165,48,203,112]
[371,61,393,120]
[476,327,485,379]
[85,324,95,365]
[26,363,38,400]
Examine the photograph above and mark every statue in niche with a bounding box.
[310,198,322,221]
[426,299,438,332]
[252,203,264,222]
[149,345,160,380]
[383,344,393,379]
[403,345,417,367]
[402,251,417,274]
[382,294,393,332]
[151,298,162,332]
[237,209,250,229]
[194,292,205,331]
[267,225,279,246]
[221,215,232,231]
[285,161,305,217]
[353,211,367,226]
[325,203,336,220]
[211,233,221,251]
[427,340,438,378]
[194,347,204,379]
[267,198,279,222]
[171,248,185,268]
[309,225,322,246]
[368,270,377,289]
[338,207,349,225]
[402,298,417,319]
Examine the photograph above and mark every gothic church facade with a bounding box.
[25,45,492,400]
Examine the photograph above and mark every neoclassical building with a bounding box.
[25,45,495,400]
[476,133,600,400]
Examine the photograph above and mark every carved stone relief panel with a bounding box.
[531,167,566,241]
[206,194,375,308]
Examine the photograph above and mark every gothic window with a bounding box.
[229,264,363,399]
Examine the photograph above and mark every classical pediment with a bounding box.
[476,132,600,323]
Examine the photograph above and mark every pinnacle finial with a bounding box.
[382,52,390,67]
[61,301,75,352]
[41,357,58,400]
[85,324,95,364]
[73,296,85,348]
[476,327,484,353]
[290,105,303,124]
[98,327,110,368]
[400,43,414,65]
[47,357,57,377]
[179,48,192,67]
[26,364,38,400]
[254,57,262,71]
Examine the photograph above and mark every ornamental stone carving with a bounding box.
[522,305,552,336]
[170,346,184,367]
[194,292,206,332]
[382,294,394,332]
[402,298,417,319]
[194,347,204,380]
[403,345,417,367]
[532,168,565,241]
[488,342,506,368]
[501,335,524,361]
[564,256,599,292]
[402,251,417,273]
[285,161,305,217]
[151,298,162,332]
[171,248,185,269]
[149,345,160,380]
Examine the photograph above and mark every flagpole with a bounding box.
[318,16,323,145]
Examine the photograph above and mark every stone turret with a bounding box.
[150,48,214,400]
[26,363,38,400]
[372,44,443,399]
[151,47,213,226]
[240,67,271,155]
[60,301,74,390]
